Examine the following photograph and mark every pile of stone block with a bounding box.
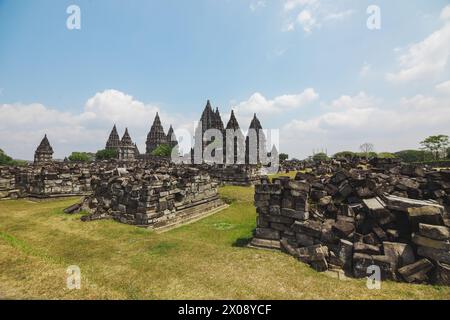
[251,163,450,286]
[26,165,94,197]
[78,167,224,229]
[0,166,21,199]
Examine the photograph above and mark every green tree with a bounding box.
[279,153,289,162]
[96,149,118,160]
[0,148,13,165]
[0,149,26,166]
[359,143,375,158]
[420,135,449,160]
[151,144,173,157]
[68,152,92,162]
[395,150,434,163]
[312,152,329,162]
[377,152,397,159]
[334,151,356,159]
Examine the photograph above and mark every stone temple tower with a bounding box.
[194,100,225,162]
[225,110,245,164]
[118,128,136,161]
[105,124,121,150]
[246,113,266,164]
[166,125,178,149]
[34,134,54,164]
[146,113,168,154]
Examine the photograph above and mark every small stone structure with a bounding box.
[118,128,137,161]
[251,162,450,285]
[34,134,53,164]
[201,164,261,186]
[78,167,225,230]
[146,113,177,154]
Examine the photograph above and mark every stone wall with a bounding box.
[200,164,261,186]
[0,159,262,200]
[0,166,22,199]
[251,165,450,285]
[79,166,225,230]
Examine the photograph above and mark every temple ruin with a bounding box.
[34,134,53,165]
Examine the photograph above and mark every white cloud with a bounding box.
[231,88,319,116]
[329,92,376,109]
[250,0,266,12]
[440,4,450,21]
[0,90,194,160]
[386,7,450,84]
[324,9,354,21]
[281,92,450,159]
[284,0,317,12]
[282,0,353,33]
[297,10,318,33]
[436,80,450,94]
[359,62,372,77]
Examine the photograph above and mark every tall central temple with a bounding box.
[194,100,267,164]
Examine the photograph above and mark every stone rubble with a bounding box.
[76,166,224,230]
[251,159,450,285]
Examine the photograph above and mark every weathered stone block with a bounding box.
[412,234,450,251]
[398,259,434,283]
[332,220,354,238]
[417,246,450,264]
[382,242,415,270]
[419,223,450,241]
[354,242,380,255]
[255,228,280,240]
[292,220,322,238]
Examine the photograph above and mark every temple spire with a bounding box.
[106,124,121,150]
[146,112,168,154]
[34,134,54,164]
[226,110,240,130]
[121,128,133,146]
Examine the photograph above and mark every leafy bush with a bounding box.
[96,149,118,160]
[68,152,93,162]
[0,149,27,166]
[279,153,289,162]
[334,151,356,159]
[395,150,434,163]
[0,149,13,165]
[312,152,329,161]
[377,152,397,159]
[151,144,173,157]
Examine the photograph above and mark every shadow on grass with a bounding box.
[232,236,253,248]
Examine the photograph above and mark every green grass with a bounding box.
[0,180,449,299]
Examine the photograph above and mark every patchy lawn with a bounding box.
[0,182,449,299]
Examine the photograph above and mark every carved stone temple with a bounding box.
[34,134,54,164]
[194,100,267,164]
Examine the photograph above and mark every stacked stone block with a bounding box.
[251,164,450,286]
[82,167,224,229]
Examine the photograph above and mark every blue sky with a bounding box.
[1,0,450,159]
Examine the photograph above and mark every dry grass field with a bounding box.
[0,180,449,300]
